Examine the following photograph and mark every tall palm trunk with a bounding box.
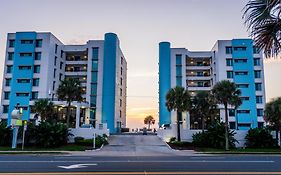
[224,103,229,151]
[66,101,71,128]
[177,111,181,142]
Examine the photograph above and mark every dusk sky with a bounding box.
[0,0,280,129]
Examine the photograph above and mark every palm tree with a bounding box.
[243,0,281,57]
[34,98,54,121]
[57,78,83,127]
[192,91,217,131]
[212,80,242,150]
[166,86,192,142]
[264,97,281,148]
[144,115,155,129]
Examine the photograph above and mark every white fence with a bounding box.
[68,127,109,143]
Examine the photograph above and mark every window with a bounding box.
[256,96,263,104]
[59,73,63,81]
[235,71,248,75]
[55,44,58,54]
[3,105,9,113]
[257,109,263,116]
[236,84,249,88]
[91,72,98,82]
[226,46,232,54]
[21,40,33,44]
[227,71,233,78]
[6,65,13,73]
[234,59,247,63]
[254,70,261,78]
[60,50,64,58]
[53,69,56,78]
[31,92,38,100]
[120,99,122,107]
[52,81,56,90]
[92,60,98,71]
[92,47,99,60]
[253,46,260,54]
[226,59,233,66]
[120,88,122,96]
[16,93,29,97]
[4,92,10,100]
[238,123,251,128]
[121,57,124,65]
[254,58,261,66]
[54,56,57,66]
[258,122,264,128]
[19,66,32,70]
[230,122,236,129]
[237,110,250,114]
[35,52,41,60]
[229,109,235,116]
[234,47,246,51]
[17,79,30,83]
[34,65,40,73]
[5,78,11,86]
[240,97,250,101]
[9,40,15,47]
[121,67,123,75]
[120,77,123,86]
[176,67,182,77]
[91,84,97,95]
[35,39,42,47]
[176,78,182,86]
[60,62,63,69]
[8,52,14,60]
[197,82,204,87]
[120,110,122,118]
[176,54,182,65]
[255,83,262,91]
[32,78,39,86]
[20,53,32,57]
[197,72,203,76]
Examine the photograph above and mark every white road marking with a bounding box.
[58,164,97,169]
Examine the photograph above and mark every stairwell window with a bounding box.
[21,40,33,44]
[34,65,40,73]
[226,59,233,66]
[235,71,248,75]
[35,39,42,47]
[225,47,232,54]
[8,52,14,60]
[227,71,233,78]
[234,47,246,51]
[254,70,261,78]
[256,96,263,104]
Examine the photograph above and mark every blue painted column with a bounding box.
[159,42,171,126]
[102,33,118,133]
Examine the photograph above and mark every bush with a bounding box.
[245,128,277,148]
[0,121,12,146]
[75,135,108,148]
[192,122,237,148]
[169,137,176,143]
[74,137,84,143]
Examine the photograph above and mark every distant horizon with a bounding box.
[0,0,281,129]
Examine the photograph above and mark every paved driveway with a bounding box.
[89,135,195,156]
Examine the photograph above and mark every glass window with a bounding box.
[3,105,9,113]
[176,77,182,86]
[234,59,247,63]
[256,96,263,104]
[236,84,249,88]
[240,97,250,101]
[60,62,63,69]
[92,60,98,71]
[225,47,232,54]
[52,81,56,90]
[229,109,235,116]
[234,47,247,51]
[121,57,124,65]
[20,53,32,57]
[237,110,250,114]
[176,67,182,77]
[92,47,99,60]
[254,58,261,66]
[54,56,57,66]
[34,65,40,73]
[176,54,182,65]
[16,93,29,97]
[32,78,40,86]
[53,69,56,78]
[257,109,263,116]
[91,72,98,82]
[253,46,260,54]
[59,73,63,81]
[4,92,10,100]
[227,71,233,78]
[19,66,32,70]
[35,52,41,60]
[60,50,64,58]
[254,70,261,78]
[9,40,15,47]
[21,40,33,44]
[6,65,13,73]
[90,95,96,107]
[17,79,30,83]
[91,84,97,95]
[226,59,233,66]
[8,52,14,60]
[255,83,262,91]
[35,39,42,47]
[120,99,122,107]
[5,78,11,86]
[31,92,38,100]
[55,44,58,54]
[235,71,248,75]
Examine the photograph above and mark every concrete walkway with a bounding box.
[72,135,196,156]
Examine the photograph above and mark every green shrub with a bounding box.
[171,141,193,147]
[192,122,237,148]
[169,137,176,143]
[245,128,277,148]
[74,137,84,143]
[0,121,12,146]
[75,135,108,148]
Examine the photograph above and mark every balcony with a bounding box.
[187,86,211,91]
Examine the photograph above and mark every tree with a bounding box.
[57,78,83,128]
[192,91,217,131]
[264,97,281,147]
[212,80,242,150]
[144,115,155,129]
[166,86,192,142]
[243,0,281,57]
[34,98,54,121]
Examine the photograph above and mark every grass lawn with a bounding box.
[0,144,94,152]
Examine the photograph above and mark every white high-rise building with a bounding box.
[1,31,127,133]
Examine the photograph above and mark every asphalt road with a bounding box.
[1,135,281,174]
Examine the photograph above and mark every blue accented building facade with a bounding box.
[1,32,127,133]
[159,39,265,130]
